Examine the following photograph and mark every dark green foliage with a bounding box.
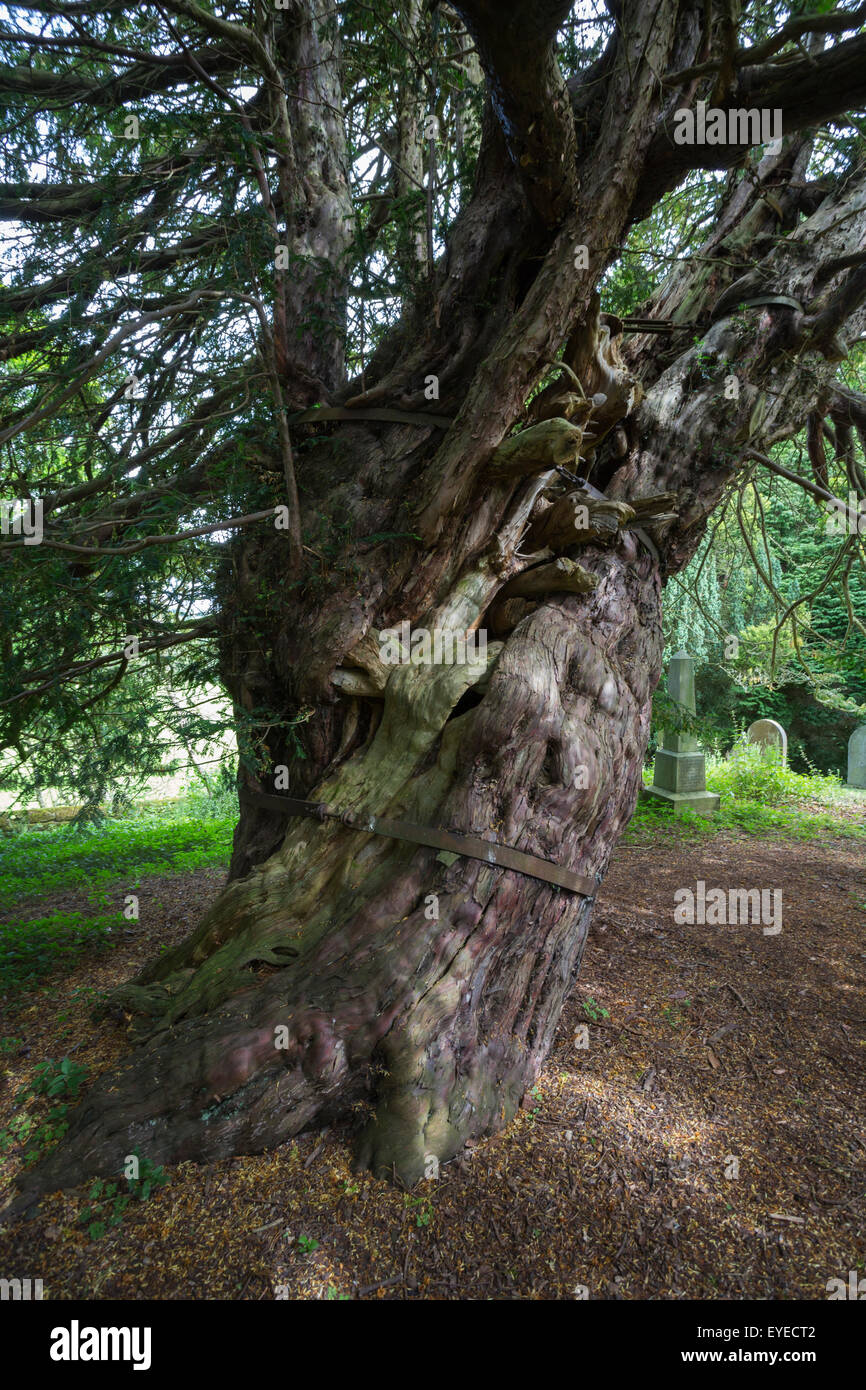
[655,427,866,766]
[27,1056,90,1100]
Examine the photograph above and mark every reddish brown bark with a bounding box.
[7,1,866,1210]
[18,539,660,1194]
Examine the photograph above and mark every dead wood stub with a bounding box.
[525,489,635,550]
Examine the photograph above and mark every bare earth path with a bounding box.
[0,831,862,1300]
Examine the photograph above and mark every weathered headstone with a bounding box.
[746,718,787,763]
[848,725,866,788]
[645,650,720,816]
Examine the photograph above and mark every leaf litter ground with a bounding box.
[0,829,863,1300]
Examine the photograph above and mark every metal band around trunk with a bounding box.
[240,788,599,898]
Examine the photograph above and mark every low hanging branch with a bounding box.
[1,623,219,708]
[0,508,279,556]
[746,447,857,515]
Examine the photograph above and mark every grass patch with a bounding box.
[0,910,125,995]
[0,811,232,914]
[627,746,866,845]
[0,803,233,997]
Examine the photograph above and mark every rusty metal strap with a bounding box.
[240,788,599,898]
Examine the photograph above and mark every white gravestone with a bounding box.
[746,718,787,764]
[848,725,866,789]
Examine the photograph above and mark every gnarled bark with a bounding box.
[7,0,866,1214]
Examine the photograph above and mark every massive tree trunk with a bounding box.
[9,1,866,1206]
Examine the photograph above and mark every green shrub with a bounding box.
[631,748,864,844]
[0,813,232,916]
[706,740,845,804]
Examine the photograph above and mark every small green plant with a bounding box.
[0,1110,37,1153]
[70,985,101,1003]
[0,1057,92,1165]
[0,1036,23,1055]
[297,1234,319,1254]
[79,1179,125,1241]
[403,1194,433,1228]
[0,1056,92,1167]
[326,1284,350,1300]
[28,1057,89,1099]
[78,1151,169,1241]
[582,997,610,1022]
[0,1103,71,1165]
[125,1152,170,1203]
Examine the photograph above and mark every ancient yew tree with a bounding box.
[2,0,865,1203]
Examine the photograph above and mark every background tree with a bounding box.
[2,0,865,1203]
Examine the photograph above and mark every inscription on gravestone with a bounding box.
[677,761,703,793]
